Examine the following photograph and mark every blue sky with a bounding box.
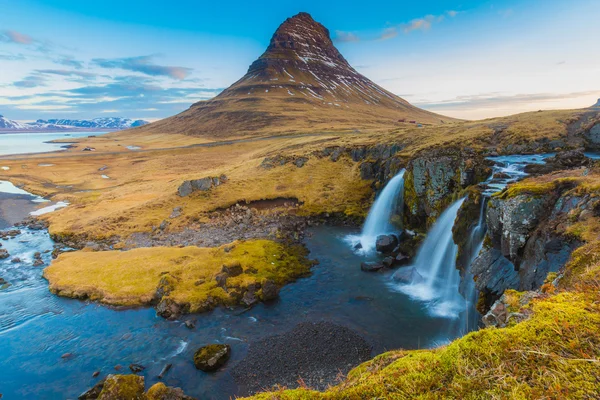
[1,0,599,121]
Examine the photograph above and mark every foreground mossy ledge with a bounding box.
[44,239,311,313]
[243,291,600,399]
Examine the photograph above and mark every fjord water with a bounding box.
[348,169,405,253]
[0,131,107,156]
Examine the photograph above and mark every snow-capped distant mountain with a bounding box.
[27,117,149,130]
[591,98,600,108]
[0,115,27,130]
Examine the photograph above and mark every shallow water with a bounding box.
[0,132,107,156]
[0,226,467,399]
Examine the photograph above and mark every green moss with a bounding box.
[495,177,579,200]
[245,292,600,400]
[98,374,145,400]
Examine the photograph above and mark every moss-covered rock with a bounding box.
[97,374,145,400]
[146,383,195,400]
[193,344,231,372]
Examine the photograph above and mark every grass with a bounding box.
[0,108,589,245]
[245,291,600,400]
[44,239,311,311]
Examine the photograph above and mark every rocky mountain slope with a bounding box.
[592,98,600,108]
[0,115,26,130]
[131,12,453,138]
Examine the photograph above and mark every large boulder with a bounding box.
[193,344,231,372]
[97,374,145,400]
[177,175,227,197]
[375,234,398,253]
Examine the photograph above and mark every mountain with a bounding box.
[28,117,149,130]
[591,98,600,108]
[0,115,26,130]
[132,12,454,138]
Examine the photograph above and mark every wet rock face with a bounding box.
[585,122,600,147]
[403,149,488,228]
[193,344,231,372]
[375,234,398,253]
[487,194,550,267]
[474,191,589,311]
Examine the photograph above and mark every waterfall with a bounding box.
[392,198,466,318]
[347,169,405,253]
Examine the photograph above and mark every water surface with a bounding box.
[0,132,107,156]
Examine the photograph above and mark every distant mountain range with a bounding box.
[592,98,600,108]
[133,12,453,138]
[0,115,149,132]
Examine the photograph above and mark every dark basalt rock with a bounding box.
[375,234,398,253]
[260,279,279,301]
[129,363,145,373]
[78,378,106,400]
[221,261,243,277]
[361,261,385,272]
[193,344,231,372]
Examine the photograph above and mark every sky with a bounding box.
[0,0,599,122]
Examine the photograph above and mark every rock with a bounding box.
[97,374,145,400]
[294,157,308,167]
[221,261,243,277]
[395,253,410,266]
[114,365,122,371]
[214,272,228,288]
[33,259,44,267]
[393,266,424,285]
[92,371,100,378]
[375,234,398,253]
[177,181,193,197]
[184,320,196,329]
[0,278,5,285]
[169,207,183,219]
[61,352,74,359]
[382,256,395,268]
[157,363,172,380]
[361,261,384,272]
[34,251,41,259]
[547,150,589,168]
[156,298,183,320]
[193,344,231,372]
[11,257,20,263]
[78,378,106,400]
[146,382,195,400]
[260,279,279,301]
[0,249,9,259]
[359,162,375,180]
[129,363,145,373]
[241,289,259,307]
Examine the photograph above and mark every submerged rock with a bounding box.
[129,363,145,373]
[393,266,424,285]
[193,344,231,372]
[361,261,385,272]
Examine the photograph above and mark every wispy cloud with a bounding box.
[92,55,192,80]
[416,90,600,110]
[53,56,84,69]
[333,30,360,43]
[0,30,34,45]
[35,69,99,79]
[13,74,48,88]
[334,11,459,43]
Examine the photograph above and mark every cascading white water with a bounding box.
[347,169,405,253]
[392,198,466,318]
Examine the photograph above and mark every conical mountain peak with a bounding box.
[133,13,454,138]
